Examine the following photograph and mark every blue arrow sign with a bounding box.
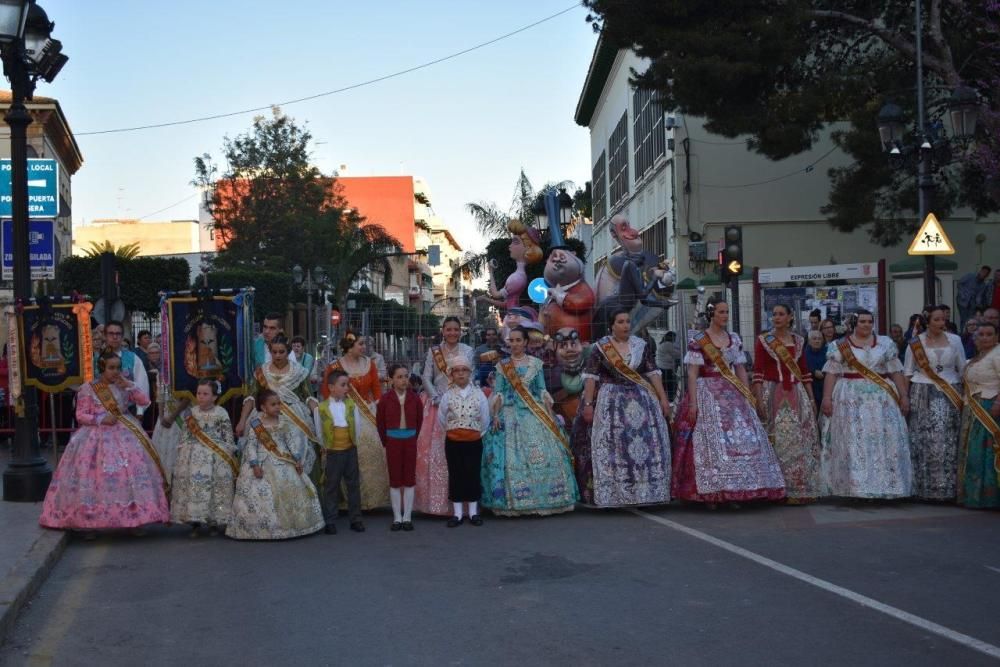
[528,277,549,304]
[0,159,60,218]
[2,219,55,279]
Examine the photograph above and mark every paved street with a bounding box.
[1,502,998,666]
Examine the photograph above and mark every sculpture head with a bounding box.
[609,214,641,252]
[507,219,543,265]
[554,327,584,371]
[544,248,584,287]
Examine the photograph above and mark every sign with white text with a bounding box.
[0,159,60,218]
[757,262,879,285]
[2,219,56,279]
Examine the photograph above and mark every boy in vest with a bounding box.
[313,369,364,535]
[437,357,491,527]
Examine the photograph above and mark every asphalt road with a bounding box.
[1,502,999,666]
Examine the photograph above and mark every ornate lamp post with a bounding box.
[292,264,328,347]
[875,0,978,308]
[2,0,68,502]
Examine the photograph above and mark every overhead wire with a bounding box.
[75,3,584,137]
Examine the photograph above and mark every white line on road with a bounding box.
[633,509,1000,661]
[987,566,1000,576]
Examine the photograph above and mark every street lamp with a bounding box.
[875,0,978,309]
[531,187,574,233]
[292,264,328,348]
[2,0,67,502]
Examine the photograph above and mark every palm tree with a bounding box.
[456,169,575,278]
[81,240,142,260]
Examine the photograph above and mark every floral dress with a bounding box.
[573,335,671,506]
[170,405,238,526]
[821,336,911,498]
[481,355,578,515]
[40,381,170,530]
[672,332,785,503]
[752,333,821,500]
[227,415,324,540]
[958,345,1000,508]
[903,332,966,500]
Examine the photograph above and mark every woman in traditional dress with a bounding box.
[415,317,475,516]
[820,310,912,499]
[481,326,578,515]
[227,389,324,540]
[672,300,785,506]
[170,379,238,536]
[957,320,1000,508]
[319,333,390,510]
[903,305,966,501]
[40,351,170,535]
[576,308,672,507]
[752,304,821,503]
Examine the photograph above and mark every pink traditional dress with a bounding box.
[415,342,475,515]
[40,380,170,530]
[672,332,786,503]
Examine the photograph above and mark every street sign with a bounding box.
[907,213,955,255]
[2,219,55,280]
[528,277,549,304]
[0,159,60,218]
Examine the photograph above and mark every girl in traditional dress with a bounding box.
[236,335,319,475]
[376,363,424,531]
[320,333,390,510]
[752,304,821,503]
[903,305,966,500]
[577,308,672,507]
[40,351,170,535]
[957,321,1000,508]
[820,310,912,499]
[672,300,785,506]
[227,389,324,540]
[415,317,475,516]
[170,379,238,536]
[481,326,578,516]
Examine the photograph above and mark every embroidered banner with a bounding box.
[17,299,93,393]
[162,289,254,404]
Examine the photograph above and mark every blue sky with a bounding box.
[41,0,598,254]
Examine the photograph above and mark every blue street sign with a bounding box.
[0,158,60,218]
[528,277,549,304]
[2,219,56,279]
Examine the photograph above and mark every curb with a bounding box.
[0,529,68,646]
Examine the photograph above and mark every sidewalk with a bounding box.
[0,444,68,645]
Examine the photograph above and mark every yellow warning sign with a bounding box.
[907,213,955,255]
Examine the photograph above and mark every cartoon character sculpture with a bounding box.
[500,305,538,350]
[548,327,589,424]
[594,214,676,336]
[480,219,543,311]
[540,246,595,342]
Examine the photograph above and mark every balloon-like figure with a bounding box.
[594,214,676,336]
[480,219,542,311]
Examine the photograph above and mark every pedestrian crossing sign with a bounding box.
[907,213,955,255]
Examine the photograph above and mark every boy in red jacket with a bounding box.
[376,363,424,531]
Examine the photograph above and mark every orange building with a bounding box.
[335,176,416,253]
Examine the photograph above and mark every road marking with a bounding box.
[25,542,109,667]
[987,566,1000,576]
[633,509,1000,660]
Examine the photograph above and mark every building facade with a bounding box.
[575,37,1000,333]
[72,217,216,279]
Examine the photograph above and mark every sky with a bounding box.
[40,0,598,256]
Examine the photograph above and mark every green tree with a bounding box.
[194,107,404,314]
[80,241,141,259]
[583,1,996,245]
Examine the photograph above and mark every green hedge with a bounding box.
[57,256,190,314]
[201,268,293,321]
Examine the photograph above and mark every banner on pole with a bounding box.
[17,299,94,393]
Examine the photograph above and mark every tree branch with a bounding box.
[809,8,957,85]
[928,0,960,85]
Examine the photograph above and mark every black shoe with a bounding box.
[401,521,414,532]
[350,521,365,533]
[324,524,337,535]
[469,515,484,526]
[390,522,403,532]
[446,516,463,528]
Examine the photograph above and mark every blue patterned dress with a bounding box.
[481,355,578,515]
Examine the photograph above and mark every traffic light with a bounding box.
[720,225,743,282]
